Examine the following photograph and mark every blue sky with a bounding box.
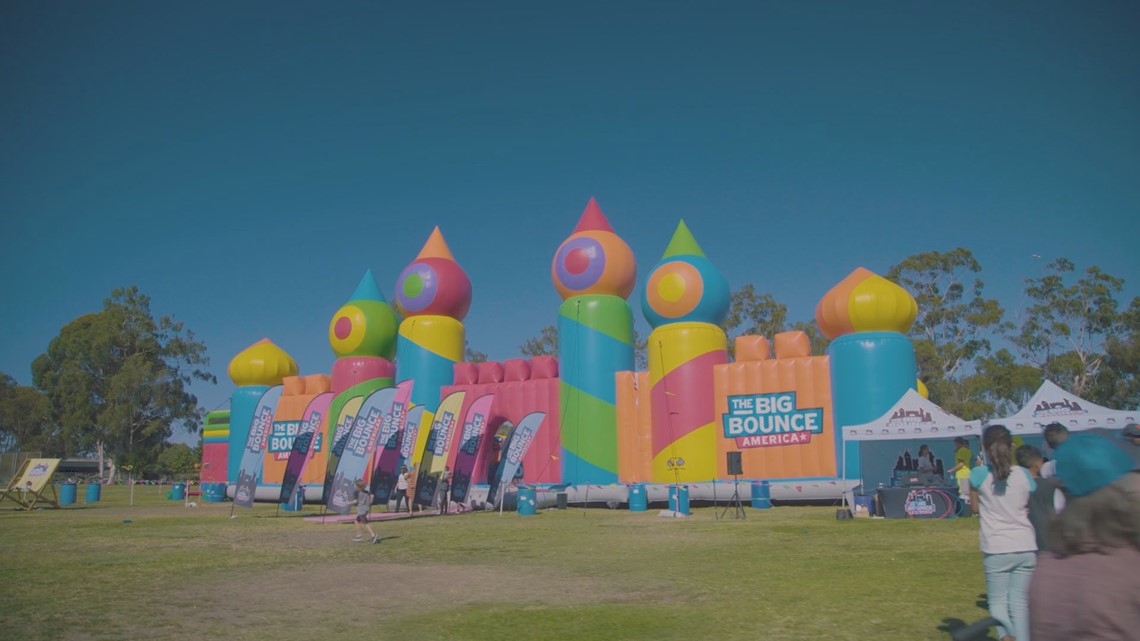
[2,2,1137,442]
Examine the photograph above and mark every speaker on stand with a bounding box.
[721,452,746,520]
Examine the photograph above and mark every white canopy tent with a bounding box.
[841,388,983,494]
[990,380,1138,435]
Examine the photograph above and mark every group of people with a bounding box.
[347,466,456,544]
[967,422,1140,641]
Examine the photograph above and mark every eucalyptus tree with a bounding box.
[31,286,214,477]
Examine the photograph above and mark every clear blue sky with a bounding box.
[2,2,1137,443]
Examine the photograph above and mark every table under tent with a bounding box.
[840,389,984,514]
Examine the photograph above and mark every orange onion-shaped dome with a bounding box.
[228,338,299,386]
[815,267,917,339]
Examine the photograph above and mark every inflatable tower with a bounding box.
[323,270,398,497]
[641,221,730,483]
[393,227,472,468]
[226,339,297,486]
[551,198,636,485]
[816,268,918,478]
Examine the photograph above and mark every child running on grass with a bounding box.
[348,479,379,544]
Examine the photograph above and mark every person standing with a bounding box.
[916,444,936,486]
[948,437,974,505]
[1015,444,1059,553]
[1039,423,1070,513]
[438,466,452,515]
[1029,434,1140,641]
[394,466,410,512]
[970,424,1037,641]
[348,480,379,544]
[1119,423,1140,468]
[406,465,420,513]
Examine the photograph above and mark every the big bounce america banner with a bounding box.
[723,392,824,449]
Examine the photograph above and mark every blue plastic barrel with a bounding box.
[85,483,101,503]
[59,482,77,505]
[203,483,225,503]
[280,485,304,511]
[668,485,690,515]
[518,486,537,516]
[170,482,186,501]
[751,481,772,509]
[628,484,647,512]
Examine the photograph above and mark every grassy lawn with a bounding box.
[0,486,994,641]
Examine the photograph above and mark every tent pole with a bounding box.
[841,436,848,511]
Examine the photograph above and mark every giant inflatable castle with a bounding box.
[200,198,920,507]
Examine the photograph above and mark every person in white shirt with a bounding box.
[970,424,1037,641]
[394,466,411,512]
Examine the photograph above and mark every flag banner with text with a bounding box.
[374,404,424,501]
[489,411,545,506]
[413,391,466,508]
[449,393,495,503]
[320,395,365,508]
[327,387,396,514]
[234,385,284,508]
[368,381,414,498]
[278,392,333,504]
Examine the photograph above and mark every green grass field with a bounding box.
[0,485,995,641]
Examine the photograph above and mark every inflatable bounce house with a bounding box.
[203,198,924,508]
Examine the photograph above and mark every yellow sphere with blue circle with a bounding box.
[641,221,729,328]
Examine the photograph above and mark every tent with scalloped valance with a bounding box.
[989,380,1138,435]
[840,388,983,493]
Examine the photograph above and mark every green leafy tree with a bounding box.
[962,348,1043,417]
[788,320,831,357]
[31,286,214,475]
[1012,258,1125,399]
[887,249,1008,419]
[721,284,787,358]
[156,443,202,480]
[0,373,53,453]
[464,341,488,363]
[519,325,559,357]
[632,329,648,370]
[718,285,827,358]
[1087,296,1140,408]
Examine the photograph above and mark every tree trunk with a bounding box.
[96,441,106,482]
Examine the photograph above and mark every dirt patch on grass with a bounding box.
[162,561,653,636]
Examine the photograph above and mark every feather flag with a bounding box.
[233,385,284,508]
[278,392,333,504]
[413,391,466,508]
[449,393,495,503]
[327,386,396,514]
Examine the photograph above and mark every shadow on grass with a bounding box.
[936,593,997,641]
[938,617,999,641]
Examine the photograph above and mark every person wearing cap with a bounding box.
[1029,433,1140,641]
[948,437,974,505]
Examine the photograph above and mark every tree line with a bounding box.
[0,287,213,480]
